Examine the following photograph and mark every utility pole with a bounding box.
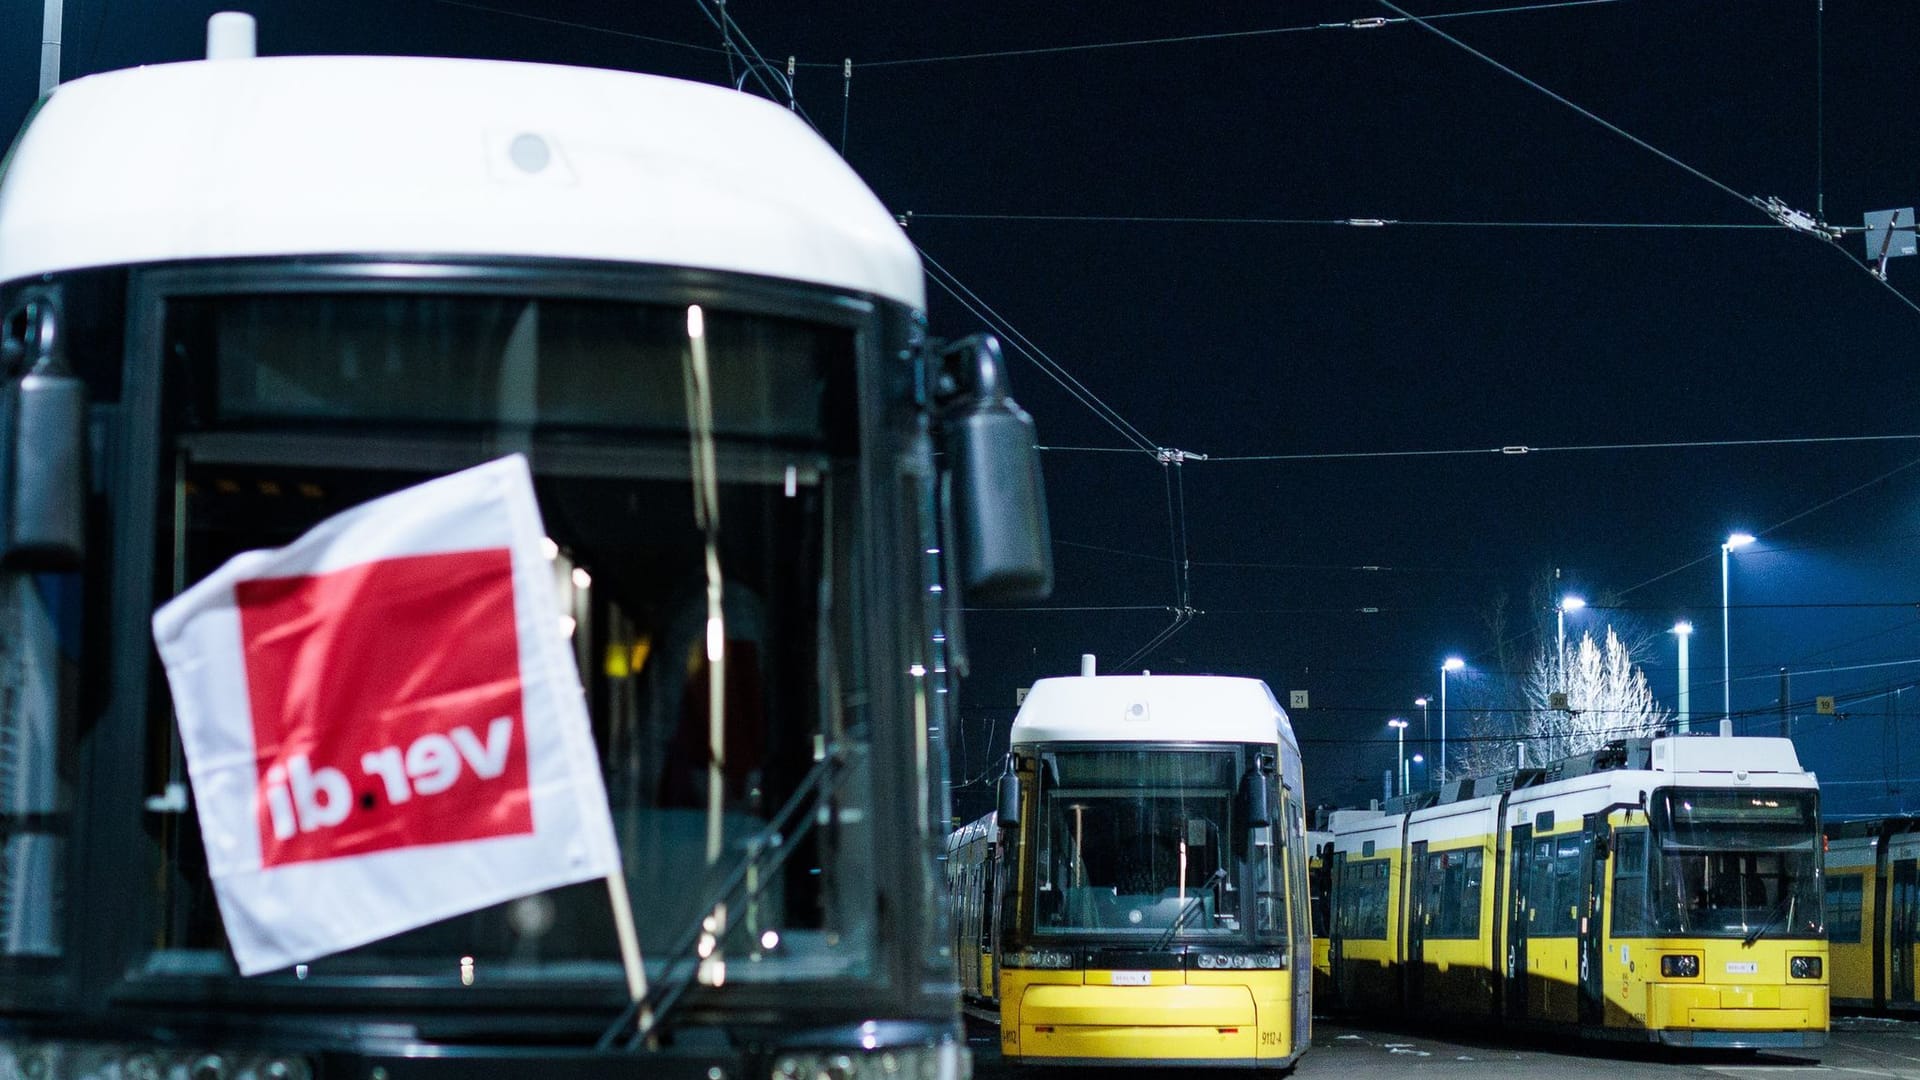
[1779,668,1791,738]
[40,0,63,96]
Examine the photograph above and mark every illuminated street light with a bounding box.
[1414,696,1431,772]
[1722,533,1755,724]
[1556,595,1587,656]
[1389,718,1409,795]
[1440,657,1465,782]
[1672,621,1694,732]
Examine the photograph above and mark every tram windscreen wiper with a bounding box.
[596,746,850,1051]
[1154,868,1228,949]
[1742,895,1792,947]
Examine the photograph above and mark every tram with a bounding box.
[1320,731,1827,1048]
[0,16,1052,1080]
[946,658,1311,1068]
[1825,816,1920,1011]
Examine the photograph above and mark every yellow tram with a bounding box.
[1825,816,1920,1011]
[1318,732,1827,1048]
[946,660,1311,1067]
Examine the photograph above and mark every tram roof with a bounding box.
[1010,674,1296,749]
[0,56,923,306]
[1377,733,1814,816]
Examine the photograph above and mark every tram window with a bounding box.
[1610,830,1649,936]
[1423,849,1483,938]
[1826,875,1863,944]
[1529,836,1584,936]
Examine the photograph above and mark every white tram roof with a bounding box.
[1010,674,1296,749]
[1330,734,1816,851]
[0,56,923,307]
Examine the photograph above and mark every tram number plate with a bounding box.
[1726,961,1758,975]
[1112,971,1151,985]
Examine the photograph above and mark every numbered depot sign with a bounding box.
[151,455,620,975]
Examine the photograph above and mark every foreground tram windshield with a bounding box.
[150,289,880,985]
[1026,745,1285,947]
[1636,788,1824,939]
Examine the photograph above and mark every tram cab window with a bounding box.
[1648,788,1822,939]
[1029,748,1238,936]
[1610,830,1650,936]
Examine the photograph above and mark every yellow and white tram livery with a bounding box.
[1323,733,1826,1048]
[1825,816,1920,1012]
[947,661,1311,1067]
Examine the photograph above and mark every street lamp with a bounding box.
[1672,621,1693,733]
[1557,595,1587,657]
[1414,696,1431,774]
[1440,657,1465,782]
[1722,532,1755,724]
[1389,718,1409,795]
[1411,753,1425,791]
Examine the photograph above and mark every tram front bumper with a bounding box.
[1646,984,1828,1046]
[1015,984,1259,1064]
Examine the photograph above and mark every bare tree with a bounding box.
[1525,626,1671,764]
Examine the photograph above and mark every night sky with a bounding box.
[7,0,1920,818]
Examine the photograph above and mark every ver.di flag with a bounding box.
[152,455,620,975]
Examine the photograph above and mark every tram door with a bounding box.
[1505,823,1532,1022]
[1893,859,1918,1005]
[1576,815,1605,1027]
[1406,840,1429,1010]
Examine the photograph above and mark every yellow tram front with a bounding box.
[995,673,1309,1068]
[1604,785,1828,1045]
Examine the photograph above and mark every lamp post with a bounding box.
[1673,621,1693,733]
[1411,753,1425,791]
[1389,718,1409,795]
[1440,657,1464,782]
[1722,533,1754,725]
[1414,696,1430,776]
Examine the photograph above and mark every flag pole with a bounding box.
[604,870,652,1031]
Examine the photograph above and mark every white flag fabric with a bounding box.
[152,455,620,975]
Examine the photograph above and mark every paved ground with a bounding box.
[969,1015,1920,1078]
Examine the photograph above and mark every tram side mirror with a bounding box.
[1238,765,1273,830]
[997,767,1022,830]
[936,336,1053,606]
[0,298,87,571]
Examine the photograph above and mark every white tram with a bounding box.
[0,15,1052,1080]
[947,658,1311,1067]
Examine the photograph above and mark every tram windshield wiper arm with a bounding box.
[1154,868,1227,949]
[1742,895,1792,947]
[595,744,852,1050]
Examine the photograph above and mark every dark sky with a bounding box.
[9,0,1920,817]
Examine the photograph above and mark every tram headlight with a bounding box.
[1659,953,1700,979]
[1192,952,1285,970]
[1004,948,1075,969]
[1790,955,1823,979]
[771,1043,968,1080]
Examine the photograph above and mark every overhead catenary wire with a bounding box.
[1376,0,1920,318]
[433,0,725,55]
[823,0,1633,70]
[904,212,1776,231]
[918,247,1160,455]
[1617,453,1920,597]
